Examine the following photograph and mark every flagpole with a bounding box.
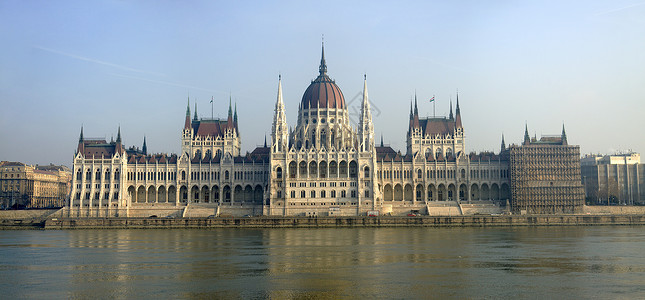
[433,94,435,119]
[211,96,214,120]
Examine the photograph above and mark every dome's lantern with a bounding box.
[300,44,346,110]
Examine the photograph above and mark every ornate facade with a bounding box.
[69,45,585,217]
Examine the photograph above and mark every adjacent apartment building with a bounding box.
[581,153,644,205]
[0,161,72,208]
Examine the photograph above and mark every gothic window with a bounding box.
[461,169,466,179]
[181,171,186,181]
[300,190,305,198]
[331,190,336,198]
[417,169,422,179]
[435,148,442,159]
[311,190,315,198]
[276,167,282,179]
[364,166,370,178]
[321,190,326,198]
[225,171,229,180]
[349,161,358,178]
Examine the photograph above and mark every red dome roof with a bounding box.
[301,76,345,109]
[300,44,346,110]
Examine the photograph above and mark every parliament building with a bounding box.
[69,46,581,217]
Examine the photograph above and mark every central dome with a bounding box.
[300,45,346,109]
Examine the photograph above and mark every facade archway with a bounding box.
[128,186,136,203]
[404,184,413,201]
[254,185,263,203]
[394,184,403,201]
[438,184,446,201]
[147,186,156,203]
[384,184,393,201]
[491,184,500,200]
[481,184,490,200]
[190,186,200,203]
[329,161,338,177]
[447,184,456,201]
[168,186,177,203]
[299,161,307,178]
[459,184,468,201]
[349,161,358,178]
[212,185,220,203]
[416,184,424,201]
[202,186,210,203]
[137,186,146,203]
[470,184,480,200]
[157,185,167,203]
[234,185,243,202]
[427,184,436,201]
[180,186,188,202]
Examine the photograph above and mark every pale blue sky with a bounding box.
[1,1,644,167]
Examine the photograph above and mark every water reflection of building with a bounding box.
[581,153,644,205]
[68,45,584,216]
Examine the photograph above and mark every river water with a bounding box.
[1,227,644,299]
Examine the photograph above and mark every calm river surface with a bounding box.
[1,227,644,299]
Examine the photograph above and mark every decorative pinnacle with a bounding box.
[319,40,327,75]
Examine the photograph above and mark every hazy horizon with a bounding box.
[1,1,644,167]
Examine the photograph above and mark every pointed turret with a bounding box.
[193,103,198,121]
[449,99,454,120]
[142,136,147,155]
[561,123,568,145]
[455,93,462,128]
[227,96,233,125]
[412,94,420,129]
[184,96,191,130]
[77,126,85,154]
[500,133,506,152]
[358,74,375,152]
[523,123,531,145]
[264,134,267,148]
[233,103,238,131]
[380,133,384,147]
[271,75,289,152]
[115,126,123,154]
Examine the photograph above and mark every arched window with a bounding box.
[417,169,422,179]
[364,166,370,178]
[435,148,443,159]
[225,170,230,180]
[181,171,186,181]
[460,169,466,179]
[276,167,282,179]
[76,169,82,180]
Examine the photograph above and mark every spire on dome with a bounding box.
[319,39,327,75]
